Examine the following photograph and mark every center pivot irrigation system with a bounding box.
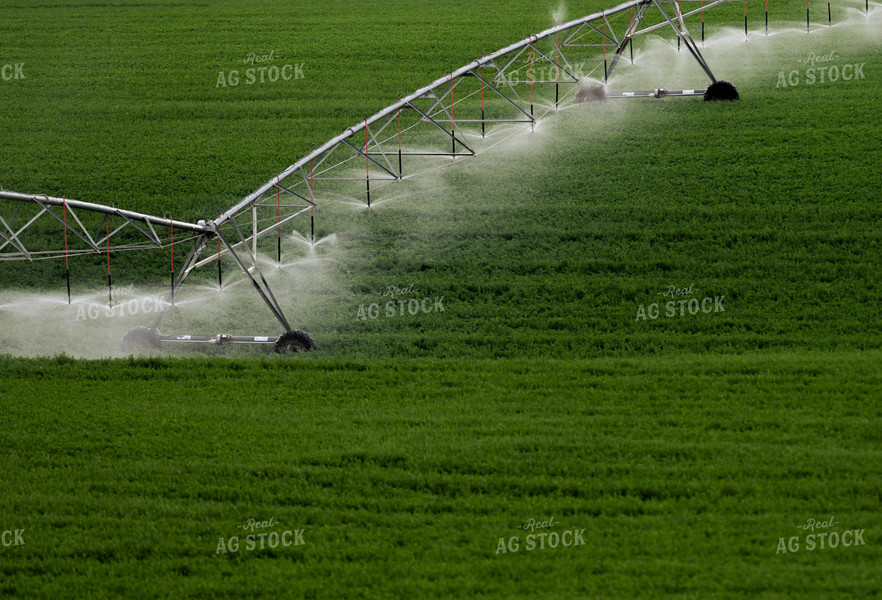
[4,0,845,353]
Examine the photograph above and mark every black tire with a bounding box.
[121,326,162,353]
[274,329,316,354]
[704,80,739,102]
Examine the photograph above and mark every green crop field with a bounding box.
[1,0,880,598]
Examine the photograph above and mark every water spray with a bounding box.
[14,0,870,354]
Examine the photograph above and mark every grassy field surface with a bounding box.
[1,0,880,597]
[1,351,880,598]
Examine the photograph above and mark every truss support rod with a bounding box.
[174,236,207,296]
[404,103,476,155]
[151,234,209,330]
[212,229,290,332]
[114,209,163,246]
[652,0,716,82]
[0,208,47,255]
[30,198,100,252]
[339,139,401,181]
[584,20,619,48]
[633,0,730,36]
[228,218,292,332]
[470,71,532,123]
[99,220,134,248]
[467,69,537,124]
[273,180,316,207]
[253,206,258,259]
[423,74,467,119]
[9,202,23,229]
[185,206,313,274]
[364,116,401,176]
[0,214,32,259]
[606,3,651,81]
[494,46,531,86]
[524,43,582,84]
[66,205,100,251]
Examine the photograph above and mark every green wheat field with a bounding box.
[1,1,880,598]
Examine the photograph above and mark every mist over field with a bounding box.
[1,5,879,359]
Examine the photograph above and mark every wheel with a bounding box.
[574,85,608,103]
[704,80,739,101]
[274,329,316,354]
[121,326,162,353]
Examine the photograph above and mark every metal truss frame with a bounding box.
[0,0,733,339]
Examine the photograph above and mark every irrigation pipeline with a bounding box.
[2,0,872,341]
[213,0,731,228]
[0,0,735,269]
[0,191,205,233]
